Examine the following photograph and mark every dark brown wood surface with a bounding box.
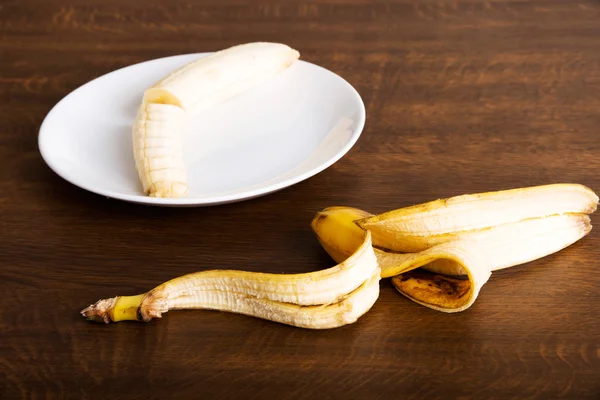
[2,0,600,398]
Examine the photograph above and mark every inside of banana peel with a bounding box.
[391,267,472,310]
[319,239,489,312]
[377,244,491,313]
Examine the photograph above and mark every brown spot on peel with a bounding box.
[391,269,471,309]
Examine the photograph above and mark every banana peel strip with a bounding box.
[357,183,597,252]
[81,231,380,329]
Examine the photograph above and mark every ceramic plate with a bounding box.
[38,53,366,206]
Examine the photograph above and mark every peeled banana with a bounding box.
[132,42,300,198]
[132,103,189,198]
[311,184,597,312]
[81,231,380,329]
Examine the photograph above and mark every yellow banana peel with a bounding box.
[311,184,597,313]
[81,231,380,329]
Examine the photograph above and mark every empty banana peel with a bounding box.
[82,183,597,328]
[311,183,597,313]
[81,231,380,329]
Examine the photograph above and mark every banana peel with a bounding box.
[82,183,597,328]
[81,231,380,329]
[311,184,597,313]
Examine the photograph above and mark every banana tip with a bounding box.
[80,297,116,324]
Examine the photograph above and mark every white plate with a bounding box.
[38,53,366,206]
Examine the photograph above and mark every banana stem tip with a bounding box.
[80,297,117,324]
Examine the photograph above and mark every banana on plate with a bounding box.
[132,42,300,198]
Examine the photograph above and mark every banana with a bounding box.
[310,184,597,312]
[132,42,300,198]
[143,42,300,113]
[357,183,598,252]
[132,103,189,198]
[80,231,380,329]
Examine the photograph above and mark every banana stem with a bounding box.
[81,294,145,323]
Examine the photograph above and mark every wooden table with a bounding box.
[3,0,600,398]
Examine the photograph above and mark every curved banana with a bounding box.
[80,231,380,329]
[132,42,300,198]
[143,42,300,113]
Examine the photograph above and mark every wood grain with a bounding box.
[2,0,600,398]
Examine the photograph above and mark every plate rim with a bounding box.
[38,52,366,207]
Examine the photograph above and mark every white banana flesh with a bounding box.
[133,103,188,198]
[132,42,300,198]
[143,42,300,113]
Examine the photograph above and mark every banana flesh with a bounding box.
[311,184,597,313]
[133,103,189,198]
[80,232,380,329]
[143,42,300,113]
[132,42,300,198]
[357,183,598,252]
